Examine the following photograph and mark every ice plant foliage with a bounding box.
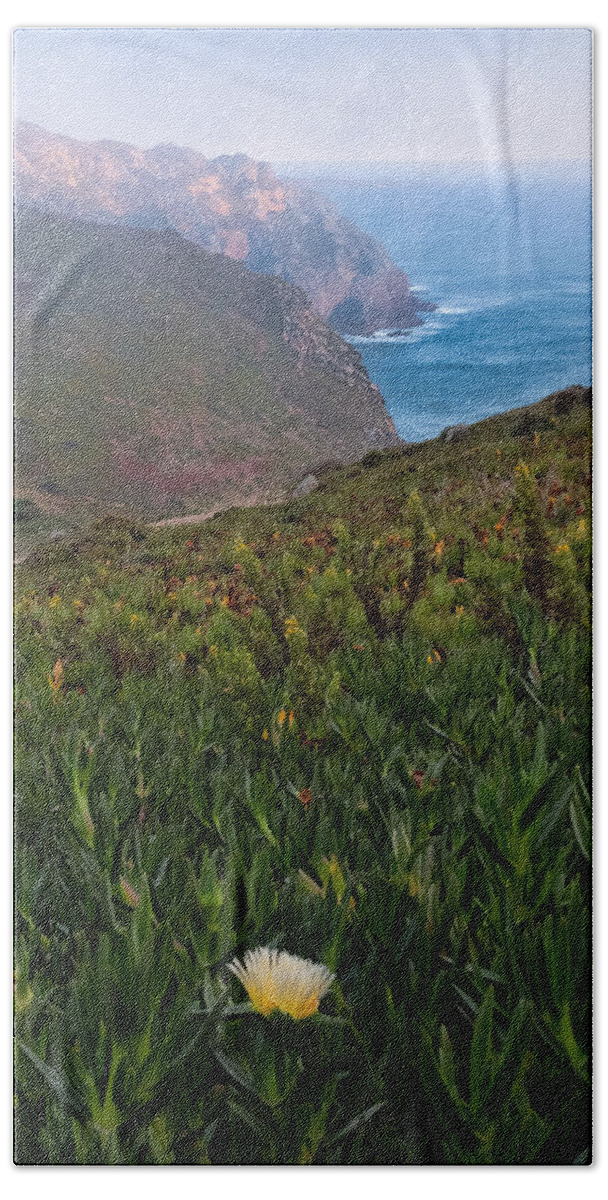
[13,391,591,1162]
[228,947,334,1019]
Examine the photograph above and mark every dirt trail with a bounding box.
[147,486,286,529]
[148,506,223,528]
[14,489,287,564]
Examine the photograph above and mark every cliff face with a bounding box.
[14,209,399,526]
[15,122,425,335]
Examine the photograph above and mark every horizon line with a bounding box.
[15,121,591,172]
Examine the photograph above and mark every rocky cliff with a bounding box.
[14,209,399,529]
[15,121,426,336]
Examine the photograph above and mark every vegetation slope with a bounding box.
[14,208,397,547]
[14,386,591,1165]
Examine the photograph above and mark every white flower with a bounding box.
[228,947,334,1019]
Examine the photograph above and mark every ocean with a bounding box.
[287,164,592,442]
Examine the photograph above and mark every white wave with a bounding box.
[436,295,515,315]
[347,334,413,345]
[347,291,524,347]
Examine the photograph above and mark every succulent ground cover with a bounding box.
[14,388,591,1164]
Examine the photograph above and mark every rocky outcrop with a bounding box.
[291,473,319,498]
[14,121,427,336]
[440,423,469,444]
[272,279,385,395]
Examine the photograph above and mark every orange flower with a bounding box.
[48,658,63,693]
[288,710,295,727]
[277,709,287,727]
[299,787,313,810]
[119,877,140,908]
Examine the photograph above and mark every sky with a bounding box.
[13,27,592,165]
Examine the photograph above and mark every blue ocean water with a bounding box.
[297,165,592,441]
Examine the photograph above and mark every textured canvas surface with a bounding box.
[13,28,592,1165]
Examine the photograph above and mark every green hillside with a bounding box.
[14,209,397,546]
[14,387,591,1164]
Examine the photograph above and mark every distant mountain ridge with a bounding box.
[14,208,399,532]
[14,121,427,336]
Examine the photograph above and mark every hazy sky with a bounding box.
[13,27,592,165]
